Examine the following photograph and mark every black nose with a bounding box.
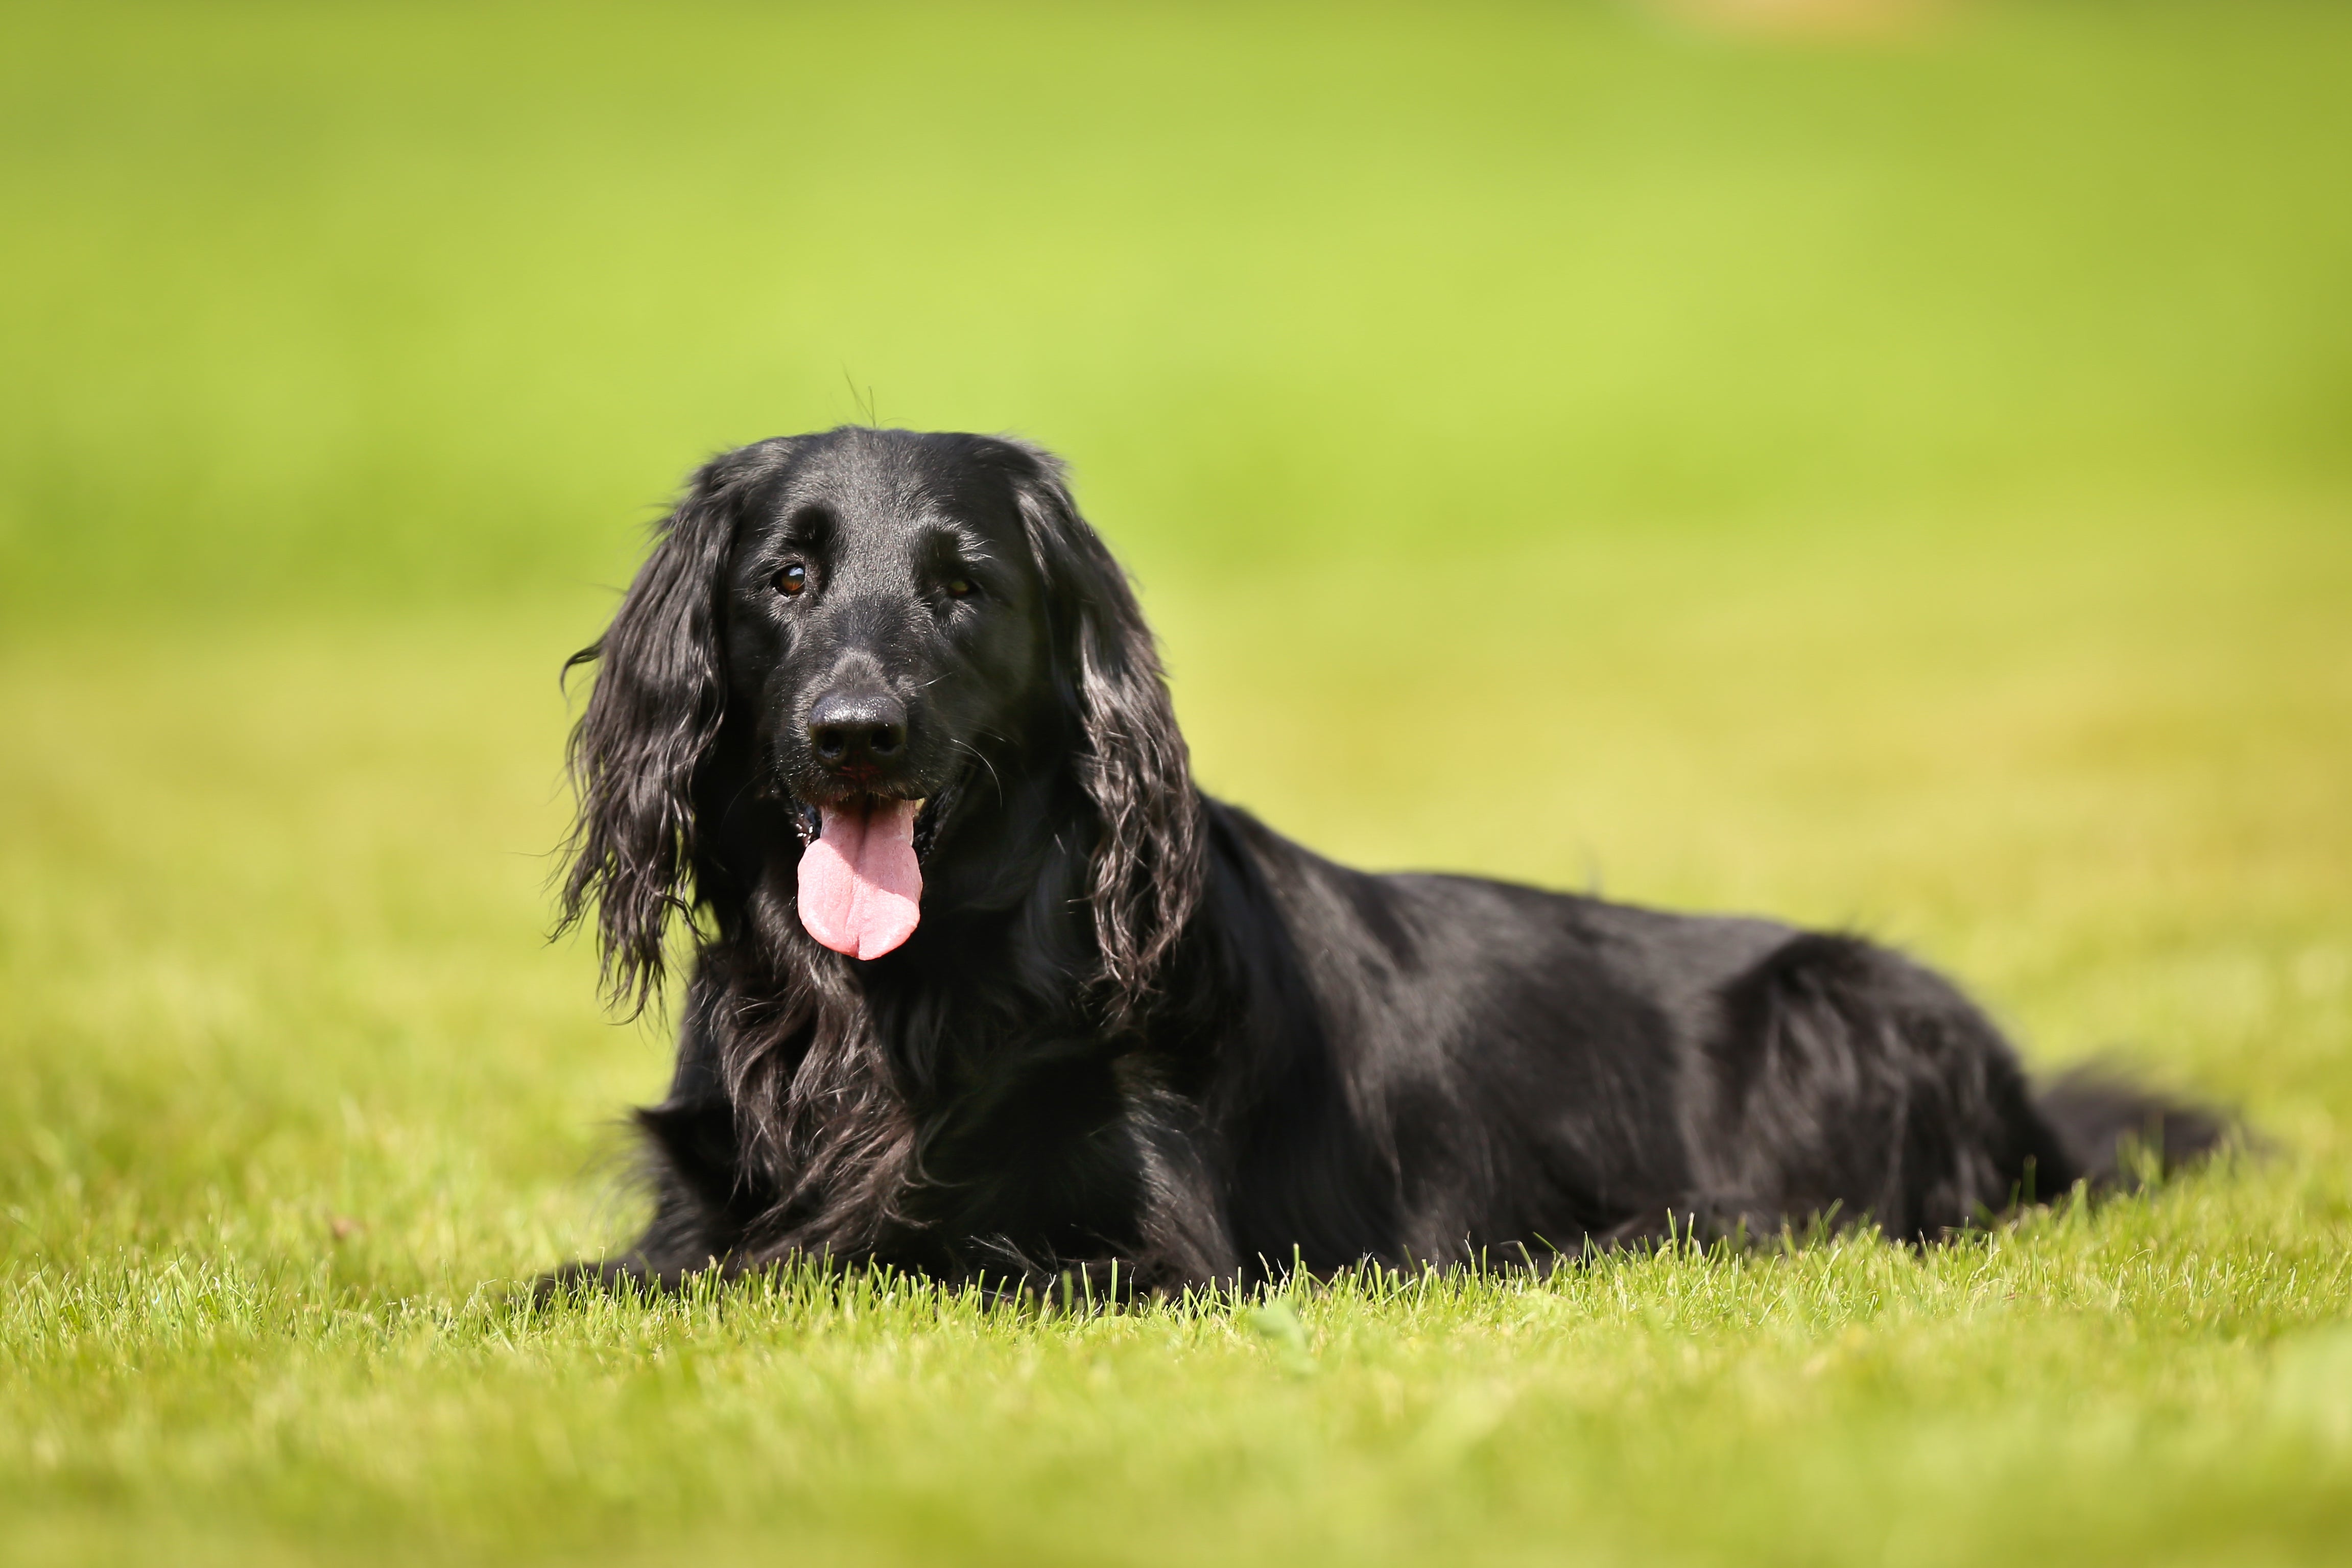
[807,688,907,768]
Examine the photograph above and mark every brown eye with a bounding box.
[776,563,807,597]
[945,577,975,599]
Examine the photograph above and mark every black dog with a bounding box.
[553,426,2220,1294]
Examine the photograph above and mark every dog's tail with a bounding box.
[2033,1063,2235,1190]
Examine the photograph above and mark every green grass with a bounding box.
[4,2,2351,1563]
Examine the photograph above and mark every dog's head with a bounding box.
[560,428,1202,1016]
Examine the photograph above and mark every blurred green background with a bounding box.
[4,2,2350,1563]
[6,0,2348,614]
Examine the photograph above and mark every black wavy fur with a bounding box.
[547,427,2228,1297]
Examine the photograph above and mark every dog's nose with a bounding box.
[807,689,907,768]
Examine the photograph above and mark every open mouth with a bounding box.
[790,778,961,962]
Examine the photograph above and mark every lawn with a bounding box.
[3,2,2350,1563]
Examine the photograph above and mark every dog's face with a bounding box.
[723,433,1050,824]
[717,432,1055,958]
[562,427,1202,1003]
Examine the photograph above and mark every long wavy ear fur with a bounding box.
[1002,442,1206,1018]
[558,442,790,1013]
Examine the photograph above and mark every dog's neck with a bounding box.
[687,746,1148,1262]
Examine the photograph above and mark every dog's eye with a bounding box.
[945,577,975,600]
[776,563,808,598]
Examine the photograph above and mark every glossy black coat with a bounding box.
[554,427,2217,1294]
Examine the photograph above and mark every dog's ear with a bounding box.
[1002,442,1206,1018]
[559,442,788,1013]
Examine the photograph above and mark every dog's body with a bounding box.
[557,427,2216,1294]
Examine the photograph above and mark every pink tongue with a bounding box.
[797,798,923,960]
